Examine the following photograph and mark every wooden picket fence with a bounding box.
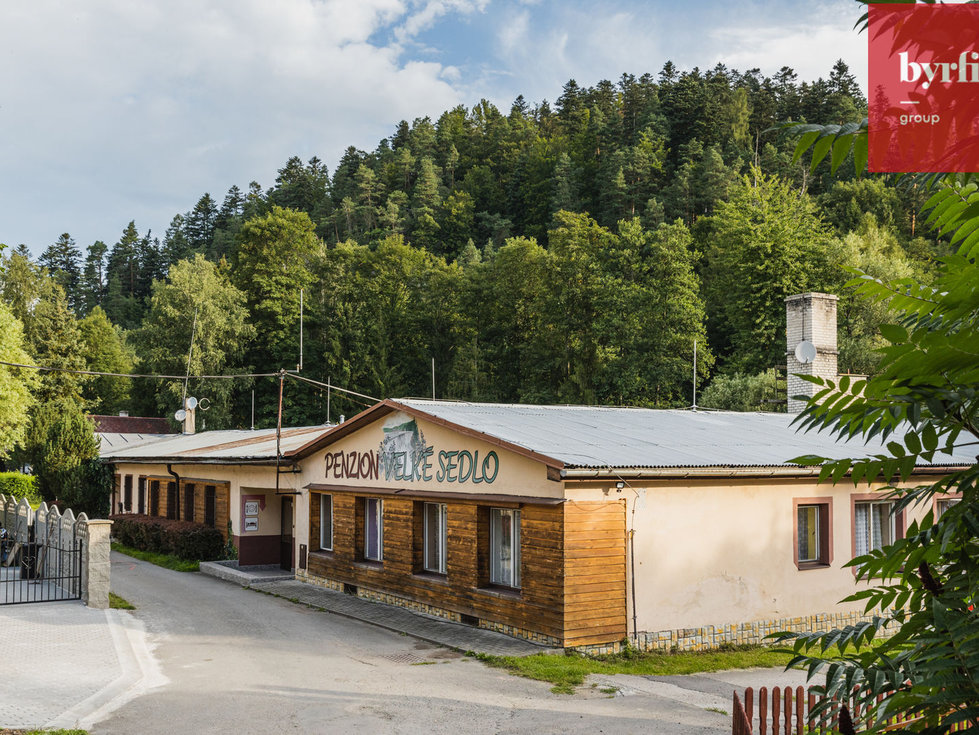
[731,685,969,734]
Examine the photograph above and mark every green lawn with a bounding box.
[474,645,802,695]
[109,592,135,609]
[111,542,199,572]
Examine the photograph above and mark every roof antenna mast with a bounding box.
[181,307,199,409]
[691,339,698,411]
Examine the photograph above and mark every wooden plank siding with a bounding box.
[562,500,628,646]
[306,492,567,641]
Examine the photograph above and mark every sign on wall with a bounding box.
[324,416,500,485]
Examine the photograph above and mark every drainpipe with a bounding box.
[166,464,181,520]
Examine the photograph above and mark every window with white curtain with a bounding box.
[936,498,959,518]
[854,501,895,555]
[797,505,820,562]
[489,508,520,588]
[423,503,447,574]
[320,494,333,551]
[364,498,383,561]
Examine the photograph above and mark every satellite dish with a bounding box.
[186,396,198,410]
[174,409,187,422]
[795,340,817,365]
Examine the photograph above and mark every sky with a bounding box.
[0,0,867,258]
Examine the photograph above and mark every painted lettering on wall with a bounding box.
[324,450,380,481]
[325,417,503,485]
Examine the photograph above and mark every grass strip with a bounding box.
[474,645,803,695]
[109,592,135,609]
[111,542,199,572]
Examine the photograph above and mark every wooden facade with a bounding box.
[305,489,627,646]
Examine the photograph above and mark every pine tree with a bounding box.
[185,193,218,253]
[25,280,88,405]
[81,240,109,314]
[39,233,82,312]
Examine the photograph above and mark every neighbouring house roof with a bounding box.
[90,415,176,434]
[100,425,333,464]
[292,399,974,473]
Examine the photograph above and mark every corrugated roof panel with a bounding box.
[393,400,972,469]
[101,426,331,461]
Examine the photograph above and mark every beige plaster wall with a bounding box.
[567,477,934,634]
[301,411,560,498]
[111,462,287,538]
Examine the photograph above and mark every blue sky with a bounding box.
[0,0,867,258]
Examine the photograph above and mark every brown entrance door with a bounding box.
[280,497,294,571]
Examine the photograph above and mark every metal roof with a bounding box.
[392,399,973,469]
[97,433,177,453]
[101,425,332,462]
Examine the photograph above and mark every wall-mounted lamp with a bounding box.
[615,481,625,492]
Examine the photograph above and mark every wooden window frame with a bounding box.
[204,485,216,528]
[320,494,333,551]
[184,484,195,523]
[363,498,383,562]
[150,481,160,516]
[423,502,447,575]
[489,507,521,589]
[793,497,833,570]
[123,475,133,513]
[166,482,177,520]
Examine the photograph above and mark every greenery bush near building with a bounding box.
[0,472,43,506]
[109,514,224,561]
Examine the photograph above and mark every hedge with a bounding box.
[109,514,225,561]
[0,472,42,506]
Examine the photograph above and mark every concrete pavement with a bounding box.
[2,551,813,733]
[0,599,164,730]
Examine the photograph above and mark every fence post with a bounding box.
[80,518,113,608]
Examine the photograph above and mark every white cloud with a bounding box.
[396,0,490,43]
[0,0,464,252]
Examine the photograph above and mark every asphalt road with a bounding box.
[95,554,736,734]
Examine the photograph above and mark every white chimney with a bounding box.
[785,292,838,414]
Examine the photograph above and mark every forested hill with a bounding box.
[2,60,940,433]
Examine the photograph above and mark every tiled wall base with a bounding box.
[571,610,888,655]
[298,571,560,646]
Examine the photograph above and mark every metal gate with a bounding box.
[1,534,83,605]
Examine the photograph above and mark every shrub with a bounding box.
[0,472,42,506]
[109,514,224,561]
[699,369,783,412]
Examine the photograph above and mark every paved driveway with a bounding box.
[95,552,743,734]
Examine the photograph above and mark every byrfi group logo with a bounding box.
[869,4,979,172]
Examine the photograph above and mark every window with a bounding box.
[424,503,447,574]
[184,484,195,523]
[150,481,160,516]
[166,482,177,520]
[123,475,133,512]
[936,498,960,518]
[320,494,333,551]
[364,498,383,561]
[489,508,520,588]
[798,506,820,562]
[138,478,146,514]
[794,498,832,568]
[855,501,896,555]
[204,486,216,528]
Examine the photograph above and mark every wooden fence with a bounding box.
[731,686,969,734]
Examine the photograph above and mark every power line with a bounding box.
[0,359,281,381]
[0,358,381,407]
[283,371,379,404]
